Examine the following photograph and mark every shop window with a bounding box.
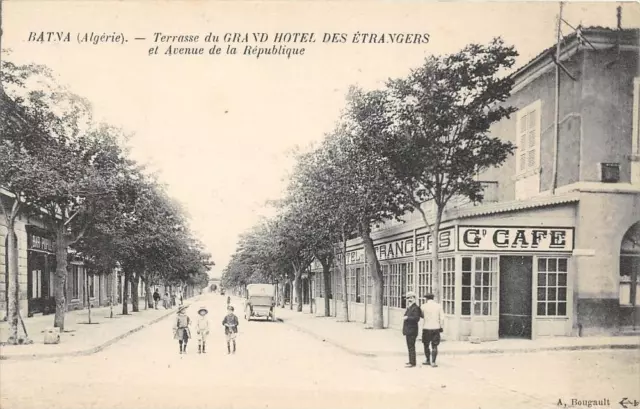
[620,257,639,306]
[417,259,433,306]
[515,100,542,200]
[536,257,568,316]
[71,265,80,300]
[384,263,408,308]
[356,267,364,303]
[366,267,372,304]
[315,273,325,298]
[461,256,498,316]
[462,257,472,316]
[474,257,498,316]
[334,268,343,301]
[88,274,97,299]
[347,267,357,302]
[406,263,414,295]
[106,273,113,300]
[31,269,42,298]
[314,274,321,298]
[389,264,400,308]
[382,265,389,306]
[441,257,456,315]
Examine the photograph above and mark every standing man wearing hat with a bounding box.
[402,291,423,368]
[173,305,191,354]
[196,306,210,354]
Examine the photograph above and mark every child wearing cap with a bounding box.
[222,305,239,354]
[196,306,210,354]
[173,305,191,354]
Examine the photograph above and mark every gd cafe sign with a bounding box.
[458,226,574,252]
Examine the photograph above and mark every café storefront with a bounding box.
[455,225,574,341]
[314,200,579,341]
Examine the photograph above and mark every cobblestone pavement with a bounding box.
[1,295,637,409]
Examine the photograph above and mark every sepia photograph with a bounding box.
[0,1,639,408]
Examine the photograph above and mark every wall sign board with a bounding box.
[458,226,574,252]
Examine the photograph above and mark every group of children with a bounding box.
[173,304,239,355]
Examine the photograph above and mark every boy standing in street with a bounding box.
[222,305,239,354]
[196,306,210,354]
[420,293,445,367]
[173,305,191,354]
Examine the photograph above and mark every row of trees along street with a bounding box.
[222,38,518,329]
[0,56,214,344]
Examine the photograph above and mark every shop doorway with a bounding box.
[499,256,533,339]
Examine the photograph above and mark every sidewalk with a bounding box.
[275,304,640,357]
[0,295,203,361]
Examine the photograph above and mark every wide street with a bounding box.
[1,294,638,409]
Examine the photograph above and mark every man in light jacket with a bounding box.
[420,293,444,367]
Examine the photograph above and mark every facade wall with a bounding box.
[573,191,640,334]
[580,48,638,183]
[482,45,638,201]
[483,48,584,200]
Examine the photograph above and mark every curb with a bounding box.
[281,319,640,358]
[0,300,200,361]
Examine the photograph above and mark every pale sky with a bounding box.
[3,1,638,277]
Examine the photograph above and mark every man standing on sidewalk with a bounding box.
[420,293,444,367]
[402,291,422,368]
[153,289,161,309]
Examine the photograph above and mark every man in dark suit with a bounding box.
[402,291,423,368]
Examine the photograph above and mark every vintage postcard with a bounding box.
[0,1,639,409]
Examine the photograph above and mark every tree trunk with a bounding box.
[416,204,442,303]
[86,273,92,324]
[53,227,68,330]
[6,223,20,343]
[278,281,285,308]
[322,263,331,317]
[131,273,140,312]
[309,274,313,314]
[431,210,443,303]
[144,278,152,310]
[294,270,303,312]
[360,221,383,329]
[341,230,349,322]
[109,271,115,318]
[288,278,293,310]
[122,270,130,315]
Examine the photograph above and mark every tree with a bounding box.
[285,141,358,317]
[72,139,141,318]
[380,38,518,301]
[1,58,67,342]
[0,56,117,331]
[280,98,410,327]
[0,90,44,343]
[333,98,412,329]
[114,176,184,314]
